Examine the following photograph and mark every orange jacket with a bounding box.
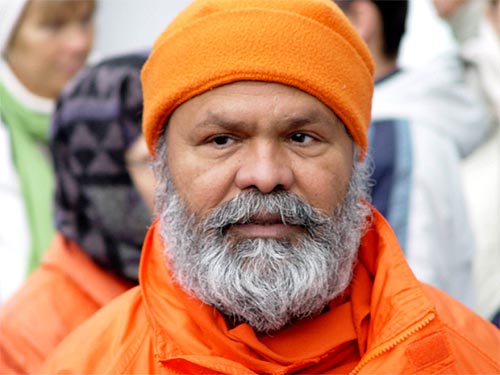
[40,210,500,374]
[0,234,132,374]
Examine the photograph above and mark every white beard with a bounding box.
[154,141,371,333]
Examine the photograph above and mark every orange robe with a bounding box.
[40,209,500,374]
[0,234,132,374]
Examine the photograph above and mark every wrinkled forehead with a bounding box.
[166,81,350,140]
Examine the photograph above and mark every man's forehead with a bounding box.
[173,81,342,125]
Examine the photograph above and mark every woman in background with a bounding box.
[0,0,96,303]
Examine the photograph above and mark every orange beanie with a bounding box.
[142,0,374,156]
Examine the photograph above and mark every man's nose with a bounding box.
[234,142,294,193]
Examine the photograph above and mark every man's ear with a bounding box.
[344,0,381,44]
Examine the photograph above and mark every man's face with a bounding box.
[166,81,354,224]
[156,81,370,333]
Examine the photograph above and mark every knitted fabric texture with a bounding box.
[141,0,374,156]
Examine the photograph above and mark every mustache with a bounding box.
[204,189,331,230]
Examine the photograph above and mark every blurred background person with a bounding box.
[433,0,500,327]
[335,0,493,309]
[0,0,96,304]
[0,51,153,374]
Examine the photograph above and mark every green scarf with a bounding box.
[0,81,55,274]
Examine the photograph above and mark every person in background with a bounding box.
[0,0,96,304]
[40,1,499,374]
[433,0,500,327]
[0,52,154,375]
[336,0,493,309]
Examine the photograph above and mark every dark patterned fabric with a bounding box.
[50,53,151,283]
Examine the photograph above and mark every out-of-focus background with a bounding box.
[93,0,456,68]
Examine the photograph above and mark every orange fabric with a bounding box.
[141,0,374,156]
[0,234,132,374]
[140,221,371,374]
[40,209,500,374]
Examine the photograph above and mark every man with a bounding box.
[41,1,500,374]
[336,0,494,309]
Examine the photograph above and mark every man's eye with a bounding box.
[211,136,233,146]
[290,133,313,144]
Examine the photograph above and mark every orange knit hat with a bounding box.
[142,0,374,156]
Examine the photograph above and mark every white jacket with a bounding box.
[0,120,30,304]
[447,0,500,321]
[370,53,493,310]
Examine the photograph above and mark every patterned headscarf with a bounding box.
[50,52,152,283]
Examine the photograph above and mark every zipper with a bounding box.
[349,311,436,375]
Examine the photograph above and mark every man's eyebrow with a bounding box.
[285,108,343,130]
[286,111,332,127]
[194,112,253,131]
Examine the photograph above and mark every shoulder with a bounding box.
[0,253,70,372]
[40,286,153,374]
[0,239,116,373]
[422,283,500,371]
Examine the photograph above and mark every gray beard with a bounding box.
[154,141,372,333]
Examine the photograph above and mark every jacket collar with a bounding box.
[139,208,437,373]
